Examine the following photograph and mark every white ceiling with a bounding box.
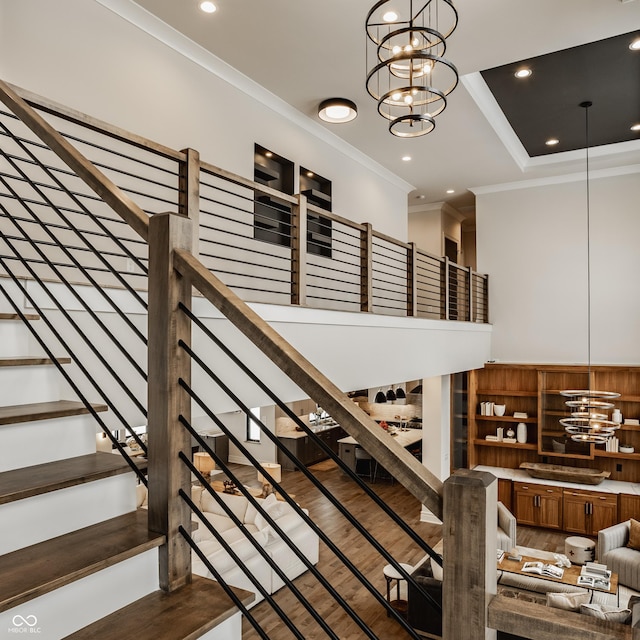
[131,0,640,212]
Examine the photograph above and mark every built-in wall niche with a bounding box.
[253,144,294,247]
[300,167,332,257]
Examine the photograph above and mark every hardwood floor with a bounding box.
[228,460,441,639]
[223,462,575,639]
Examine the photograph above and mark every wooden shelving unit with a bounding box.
[466,363,640,482]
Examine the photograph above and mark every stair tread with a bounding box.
[0,356,71,366]
[0,399,108,427]
[64,575,253,640]
[0,452,132,505]
[0,510,164,614]
[0,313,39,320]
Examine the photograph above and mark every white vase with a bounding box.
[516,422,527,444]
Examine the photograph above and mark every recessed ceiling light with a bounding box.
[318,98,358,123]
[402,155,412,162]
[383,10,398,22]
[514,68,532,78]
[545,138,560,146]
[265,151,273,158]
[629,37,640,51]
[416,194,426,199]
[199,1,217,13]
[306,171,314,178]
[631,123,640,132]
[446,189,455,194]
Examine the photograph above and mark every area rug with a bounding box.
[308,459,338,472]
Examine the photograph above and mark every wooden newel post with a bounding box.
[467,266,474,322]
[148,212,194,592]
[407,241,418,317]
[360,222,373,313]
[443,256,450,320]
[291,193,308,306]
[179,148,200,258]
[442,469,497,640]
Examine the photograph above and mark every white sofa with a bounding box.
[137,484,319,602]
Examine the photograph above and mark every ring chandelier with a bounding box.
[365,0,459,138]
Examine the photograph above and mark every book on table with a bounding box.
[521,561,564,579]
[578,574,611,590]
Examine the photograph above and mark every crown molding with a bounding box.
[93,0,414,194]
[462,72,640,172]
[470,163,640,196]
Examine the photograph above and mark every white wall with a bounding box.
[0,0,411,238]
[476,171,640,364]
[408,205,443,256]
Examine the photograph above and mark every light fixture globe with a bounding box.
[318,98,358,123]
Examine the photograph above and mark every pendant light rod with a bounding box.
[581,100,593,376]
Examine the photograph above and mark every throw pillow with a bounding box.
[254,493,278,532]
[546,591,590,611]
[627,518,640,551]
[430,555,444,581]
[580,604,631,624]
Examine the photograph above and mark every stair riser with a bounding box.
[0,473,136,555]
[0,321,33,357]
[0,415,98,472]
[0,366,64,405]
[200,613,242,640]
[0,549,158,640]
[0,279,29,315]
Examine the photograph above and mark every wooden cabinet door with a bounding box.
[590,494,617,534]
[537,487,563,529]
[514,483,537,526]
[498,479,513,511]
[563,491,588,534]
[619,494,640,523]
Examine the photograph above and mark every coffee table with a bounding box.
[498,553,618,598]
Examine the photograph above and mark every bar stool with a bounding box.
[383,562,414,618]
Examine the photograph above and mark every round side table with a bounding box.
[565,536,596,565]
[383,562,414,618]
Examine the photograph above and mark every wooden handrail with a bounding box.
[306,203,367,233]
[0,80,151,242]
[372,228,412,251]
[10,82,184,162]
[200,160,298,205]
[173,246,444,518]
[488,595,637,640]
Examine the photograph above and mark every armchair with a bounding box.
[597,520,640,591]
[497,501,517,552]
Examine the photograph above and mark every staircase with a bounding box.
[0,297,251,639]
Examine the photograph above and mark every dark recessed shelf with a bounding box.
[254,164,279,182]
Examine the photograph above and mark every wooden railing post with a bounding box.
[443,257,450,320]
[407,241,418,317]
[360,222,373,313]
[442,469,497,640]
[467,266,474,322]
[148,212,193,592]
[291,193,308,306]
[179,148,200,257]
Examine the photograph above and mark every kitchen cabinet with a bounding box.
[563,489,618,535]
[278,425,345,471]
[198,432,229,464]
[513,481,563,529]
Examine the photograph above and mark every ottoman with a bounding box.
[565,536,596,565]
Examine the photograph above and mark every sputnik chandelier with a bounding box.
[365,0,459,138]
[559,102,620,445]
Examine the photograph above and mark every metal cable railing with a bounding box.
[172,287,442,639]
